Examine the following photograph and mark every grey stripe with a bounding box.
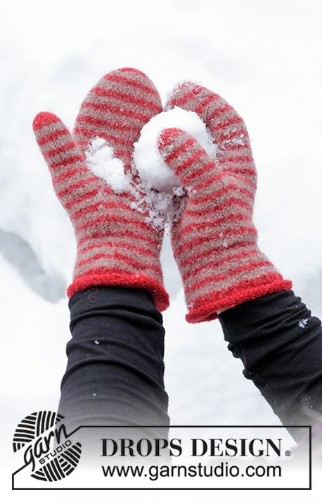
[35,120,67,141]
[187,261,278,300]
[183,251,272,289]
[78,243,158,268]
[40,132,77,154]
[178,240,256,274]
[54,168,97,194]
[44,146,82,166]
[58,181,99,209]
[86,82,160,110]
[98,73,160,104]
[75,215,155,243]
[73,121,136,147]
[162,134,220,186]
[77,105,145,128]
[75,255,162,279]
[73,205,145,227]
[77,233,158,253]
[182,199,252,218]
[174,230,257,262]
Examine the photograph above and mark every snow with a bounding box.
[85,137,130,193]
[85,137,174,231]
[130,182,172,231]
[2,0,322,498]
[133,106,217,192]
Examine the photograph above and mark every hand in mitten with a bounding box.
[158,82,291,322]
[33,68,169,311]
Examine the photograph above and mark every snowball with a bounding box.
[85,137,130,193]
[84,137,170,231]
[133,107,217,193]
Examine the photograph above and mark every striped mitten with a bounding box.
[33,68,169,311]
[158,82,291,322]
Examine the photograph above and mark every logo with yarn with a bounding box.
[13,410,81,482]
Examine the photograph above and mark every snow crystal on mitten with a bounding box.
[133,106,217,192]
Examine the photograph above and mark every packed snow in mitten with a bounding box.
[85,107,217,230]
[85,137,130,194]
[85,107,217,195]
[133,106,217,192]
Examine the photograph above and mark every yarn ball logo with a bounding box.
[12,410,82,482]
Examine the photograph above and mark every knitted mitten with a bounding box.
[33,68,169,311]
[158,82,291,322]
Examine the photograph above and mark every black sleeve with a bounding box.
[219,290,322,442]
[58,286,169,431]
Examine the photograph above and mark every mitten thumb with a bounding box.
[33,112,85,186]
[33,112,99,207]
[158,128,220,190]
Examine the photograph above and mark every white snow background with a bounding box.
[1,1,322,499]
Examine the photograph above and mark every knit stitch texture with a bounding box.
[158,82,291,322]
[33,68,169,311]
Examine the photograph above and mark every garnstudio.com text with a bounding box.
[101,437,283,458]
[101,461,282,481]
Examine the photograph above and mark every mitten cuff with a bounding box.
[67,272,170,312]
[185,274,292,323]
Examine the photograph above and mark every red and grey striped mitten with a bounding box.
[33,68,169,311]
[158,82,291,322]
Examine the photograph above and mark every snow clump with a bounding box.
[133,107,217,193]
[85,137,130,193]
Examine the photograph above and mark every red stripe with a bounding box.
[186,274,290,320]
[45,153,83,169]
[78,240,156,258]
[69,199,135,220]
[92,87,160,113]
[107,72,158,96]
[186,170,223,193]
[80,104,139,131]
[163,137,212,177]
[36,127,69,146]
[184,209,250,228]
[180,218,256,238]
[188,260,271,293]
[161,135,194,163]
[211,115,243,134]
[54,165,93,184]
[195,93,217,115]
[42,140,78,158]
[174,227,256,256]
[77,227,156,249]
[180,158,218,185]
[78,105,150,127]
[75,214,154,233]
[75,122,135,148]
[186,168,255,193]
[220,154,253,165]
[77,109,144,131]
[77,251,160,274]
[196,97,232,123]
[189,181,254,204]
[176,239,251,260]
[82,99,158,122]
[76,137,131,160]
[58,182,97,203]
[181,247,260,276]
[223,166,256,177]
[207,104,236,125]
[226,172,257,190]
[173,86,204,107]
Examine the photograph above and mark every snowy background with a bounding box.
[1,0,322,498]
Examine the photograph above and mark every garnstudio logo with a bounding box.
[12,410,82,482]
